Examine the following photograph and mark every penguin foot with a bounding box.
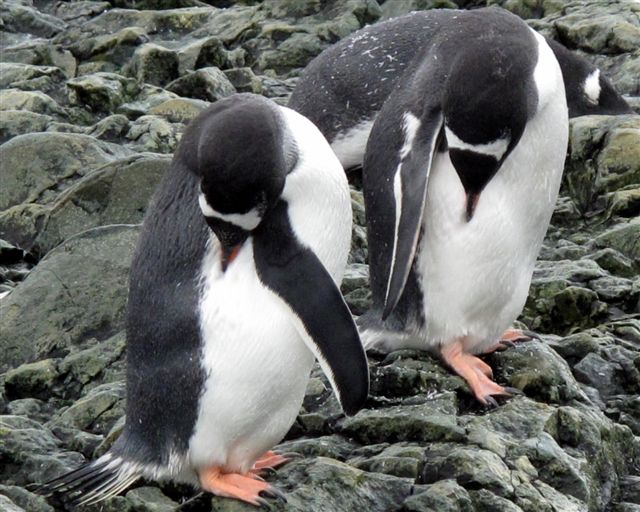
[199,467,282,507]
[441,340,515,405]
[252,451,290,471]
[482,328,540,354]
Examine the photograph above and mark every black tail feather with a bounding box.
[36,453,141,506]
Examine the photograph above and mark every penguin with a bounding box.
[40,93,369,506]
[288,7,631,172]
[337,8,569,404]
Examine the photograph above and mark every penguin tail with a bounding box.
[37,452,142,506]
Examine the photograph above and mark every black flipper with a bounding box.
[367,108,443,320]
[253,201,369,415]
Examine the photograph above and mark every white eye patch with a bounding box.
[198,193,262,231]
[445,126,510,161]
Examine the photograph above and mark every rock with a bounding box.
[0,485,54,512]
[67,72,133,114]
[87,114,131,141]
[402,479,474,512]
[0,415,83,486]
[35,154,169,253]
[0,203,50,254]
[125,486,180,511]
[593,219,640,265]
[0,225,139,371]
[128,43,180,87]
[573,352,627,398]
[224,67,263,94]
[0,132,133,213]
[266,457,414,511]
[0,63,66,92]
[167,66,236,102]
[350,443,425,479]
[0,3,67,38]
[4,359,60,401]
[421,444,514,497]
[126,115,182,153]
[50,381,125,436]
[0,495,25,512]
[490,342,585,403]
[148,97,209,123]
[0,110,52,143]
[0,89,64,117]
[564,115,640,214]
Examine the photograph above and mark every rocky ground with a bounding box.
[0,0,638,511]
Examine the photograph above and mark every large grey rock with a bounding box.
[0,132,133,212]
[0,225,139,371]
[35,154,169,253]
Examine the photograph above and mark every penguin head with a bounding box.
[186,94,297,270]
[441,44,534,220]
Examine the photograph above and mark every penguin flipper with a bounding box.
[364,106,444,320]
[253,202,369,416]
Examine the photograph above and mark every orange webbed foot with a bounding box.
[441,339,522,406]
[482,328,541,354]
[199,466,285,507]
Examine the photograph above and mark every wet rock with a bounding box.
[0,225,139,371]
[166,66,236,102]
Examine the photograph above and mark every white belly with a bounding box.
[188,242,315,474]
[418,99,567,353]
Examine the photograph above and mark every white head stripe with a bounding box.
[198,194,262,231]
[583,69,601,105]
[445,126,510,160]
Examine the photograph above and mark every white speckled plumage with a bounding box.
[364,30,569,355]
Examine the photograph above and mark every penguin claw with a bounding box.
[499,339,517,349]
[521,330,542,341]
[260,487,288,503]
[483,395,499,408]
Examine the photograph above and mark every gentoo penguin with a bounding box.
[339,8,569,404]
[40,93,369,506]
[288,8,631,172]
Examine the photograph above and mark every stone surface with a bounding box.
[0,1,638,511]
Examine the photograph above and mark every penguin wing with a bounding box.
[253,202,369,416]
[364,100,444,320]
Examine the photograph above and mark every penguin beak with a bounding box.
[205,218,249,272]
